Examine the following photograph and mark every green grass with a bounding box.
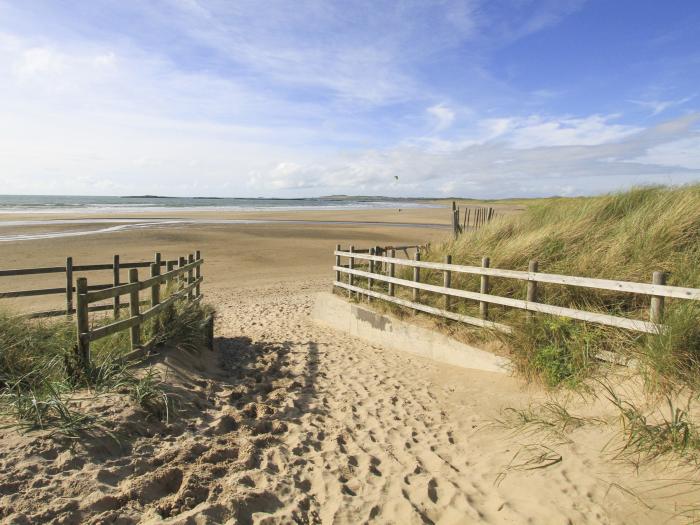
[0,298,213,437]
[391,185,700,466]
[599,382,700,466]
[371,184,700,390]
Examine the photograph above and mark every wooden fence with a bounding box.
[0,251,204,364]
[333,245,700,336]
[76,251,203,364]
[0,253,189,318]
[451,202,496,237]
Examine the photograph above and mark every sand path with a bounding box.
[2,282,697,524]
[208,283,619,524]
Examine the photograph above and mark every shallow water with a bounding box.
[0,195,440,214]
[0,218,449,242]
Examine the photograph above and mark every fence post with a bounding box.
[113,254,120,318]
[480,256,490,319]
[187,253,195,300]
[443,255,452,310]
[335,244,341,287]
[166,259,176,295]
[65,256,73,316]
[388,249,396,296]
[413,251,421,305]
[76,277,90,367]
[154,252,162,269]
[129,268,140,349]
[650,271,666,324]
[526,260,539,319]
[195,250,202,298]
[150,262,160,307]
[179,256,186,288]
[368,247,375,301]
[150,262,161,334]
[348,246,355,298]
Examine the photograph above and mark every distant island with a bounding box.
[121,195,226,199]
[121,195,170,199]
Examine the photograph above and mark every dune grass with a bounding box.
[422,185,700,390]
[0,298,213,437]
[376,185,700,466]
[353,185,700,391]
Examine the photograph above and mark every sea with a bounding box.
[0,195,446,242]
[0,195,439,214]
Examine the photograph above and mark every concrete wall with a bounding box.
[311,292,510,374]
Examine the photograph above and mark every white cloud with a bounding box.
[630,96,695,116]
[427,104,456,132]
[14,46,64,79]
[504,115,640,148]
[243,114,700,197]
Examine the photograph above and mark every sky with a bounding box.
[0,0,699,198]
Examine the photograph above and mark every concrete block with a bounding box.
[312,292,510,374]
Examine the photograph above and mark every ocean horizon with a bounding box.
[0,195,441,214]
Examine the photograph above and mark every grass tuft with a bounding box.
[0,297,212,437]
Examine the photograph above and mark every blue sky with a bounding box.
[0,0,699,198]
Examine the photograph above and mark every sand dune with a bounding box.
[3,280,700,523]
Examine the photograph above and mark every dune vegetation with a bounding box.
[350,185,700,465]
[384,185,699,390]
[0,299,213,436]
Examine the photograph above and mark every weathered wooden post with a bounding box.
[129,268,140,349]
[413,251,421,304]
[388,248,396,297]
[154,252,161,269]
[113,254,120,318]
[195,250,202,298]
[187,253,195,300]
[526,260,539,320]
[335,244,341,286]
[76,277,90,367]
[348,245,355,298]
[480,256,490,319]
[368,247,375,301]
[65,256,73,316]
[150,262,160,307]
[179,256,186,287]
[650,271,666,324]
[150,262,161,334]
[443,255,452,310]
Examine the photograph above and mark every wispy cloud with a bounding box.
[0,1,698,197]
[630,96,695,116]
[427,104,456,132]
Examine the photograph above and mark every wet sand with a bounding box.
[0,206,456,314]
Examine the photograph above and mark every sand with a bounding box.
[0,206,452,315]
[1,206,700,523]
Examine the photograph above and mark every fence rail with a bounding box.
[1,250,205,364]
[0,254,183,318]
[333,246,700,335]
[75,251,203,364]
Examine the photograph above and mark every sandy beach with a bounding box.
[0,206,456,314]
[2,205,699,523]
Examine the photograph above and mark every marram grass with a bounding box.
[384,185,700,390]
[0,298,213,436]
